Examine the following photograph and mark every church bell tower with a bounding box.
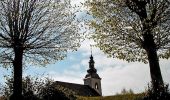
[84,54,102,95]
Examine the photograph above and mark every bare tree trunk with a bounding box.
[10,47,23,100]
[143,33,164,92]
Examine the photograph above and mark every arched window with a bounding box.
[95,83,98,89]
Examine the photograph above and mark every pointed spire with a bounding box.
[89,45,95,69]
[85,47,100,79]
[87,46,97,74]
[89,55,95,70]
[90,45,93,57]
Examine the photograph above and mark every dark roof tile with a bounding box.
[52,81,100,97]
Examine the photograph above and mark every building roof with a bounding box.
[52,81,100,97]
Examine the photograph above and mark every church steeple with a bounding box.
[85,50,100,79]
[87,55,97,74]
[84,48,102,95]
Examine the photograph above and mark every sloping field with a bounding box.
[77,93,144,100]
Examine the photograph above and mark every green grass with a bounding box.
[77,93,144,100]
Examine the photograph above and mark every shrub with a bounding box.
[143,83,170,100]
[0,76,76,100]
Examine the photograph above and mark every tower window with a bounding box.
[95,83,98,89]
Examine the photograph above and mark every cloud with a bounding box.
[71,0,85,6]
[27,0,170,96]
[99,62,150,95]
[70,0,170,95]
[23,40,170,96]
[75,38,170,96]
[46,70,84,85]
[0,0,169,97]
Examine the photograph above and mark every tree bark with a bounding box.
[10,47,23,100]
[143,33,164,92]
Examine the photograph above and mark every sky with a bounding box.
[0,0,170,96]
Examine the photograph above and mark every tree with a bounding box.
[144,82,170,100]
[121,88,128,95]
[0,75,76,100]
[118,88,134,95]
[85,0,170,93]
[0,0,81,99]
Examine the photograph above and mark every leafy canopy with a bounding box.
[0,0,81,67]
[85,0,170,63]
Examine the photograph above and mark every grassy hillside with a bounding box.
[77,93,144,100]
[0,93,144,100]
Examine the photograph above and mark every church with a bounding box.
[52,54,102,96]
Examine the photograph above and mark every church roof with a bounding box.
[85,73,101,79]
[52,81,100,97]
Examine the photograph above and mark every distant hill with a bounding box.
[77,93,144,100]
